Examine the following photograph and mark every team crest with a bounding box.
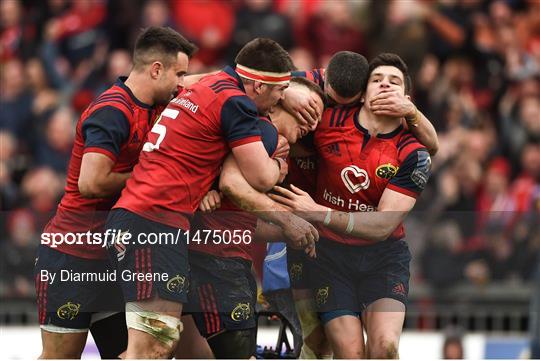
[341,165,370,193]
[316,287,330,306]
[166,275,187,293]
[231,303,251,321]
[57,302,81,320]
[289,263,303,282]
[376,163,399,179]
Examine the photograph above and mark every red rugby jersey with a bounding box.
[114,67,263,230]
[190,116,279,261]
[314,105,432,246]
[44,78,164,259]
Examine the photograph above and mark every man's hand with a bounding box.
[198,190,222,212]
[282,87,321,130]
[281,213,319,258]
[369,89,415,118]
[275,158,288,184]
[274,135,290,159]
[269,184,326,222]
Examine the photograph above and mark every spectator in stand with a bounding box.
[43,0,106,67]
[172,0,234,70]
[33,107,75,172]
[0,131,18,211]
[226,0,294,65]
[0,0,37,62]
[420,221,468,289]
[0,59,33,139]
[20,167,64,229]
[0,208,39,298]
[142,0,174,28]
[304,0,366,66]
[26,58,59,118]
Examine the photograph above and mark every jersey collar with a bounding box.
[354,111,404,139]
[223,66,246,93]
[116,76,153,109]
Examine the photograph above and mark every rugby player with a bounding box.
[270,53,432,359]
[180,77,324,359]
[105,38,318,359]
[34,27,196,359]
[280,50,440,359]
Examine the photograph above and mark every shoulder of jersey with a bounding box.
[396,129,424,162]
[199,72,245,99]
[88,85,134,119]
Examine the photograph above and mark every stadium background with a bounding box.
[0,0,539,358]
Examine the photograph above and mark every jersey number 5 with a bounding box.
[142,123,166,152]
[142,109,179,152]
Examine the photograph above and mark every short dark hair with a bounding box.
[326,51,369,98]
[133,26,197,70]
[235,38,294,74]
[290,77,324,102]
[368,53,412,94]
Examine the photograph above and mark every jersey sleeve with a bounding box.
[81,106,130,162]
[387,148,432,198]
[220,95,262,148]
[292,68,325,89]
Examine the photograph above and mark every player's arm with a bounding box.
[78,106,131,198]
[370,90,439,155]
[253,219,287,243]
[79,154,130,198]
[231,143,286,192]
[281,79,322,129]
[404,110,439,156]
[270,148,432,241]
[272,185,415,241]
[219,154,318,252]
[183,70,220,88]
[223,96,286,192]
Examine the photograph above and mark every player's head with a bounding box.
[272,77,324,144]
[324,51,369,106]
[132,26,197,105]
[365,53,412,111]
[235,38,294,115]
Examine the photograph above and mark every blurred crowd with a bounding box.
[0,0,539,299]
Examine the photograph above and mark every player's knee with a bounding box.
[125,302,183,351]
[40,344,84,359]
[40,331,86,359]
[207,329,256,359]
[328,333,362,358]
[368,338,399,359]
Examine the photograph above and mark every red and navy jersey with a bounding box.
[314,105,432,246]
[114,67,263,230]
[286,133,318,195]
[44,78,164,259]
[292,68,325,90]
[190,116,279,261]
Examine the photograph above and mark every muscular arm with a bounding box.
[219,155,289,224]
[219,154,318,249]
[78,153,130,198]
[407,110,439,156]
[308,189,416,241]
[253,219,286,243]
[79,106,132,198]
[231,142,283,192]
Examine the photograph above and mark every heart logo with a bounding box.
[341,165,370,193]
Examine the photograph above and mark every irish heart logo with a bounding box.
[341,165,370,193]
